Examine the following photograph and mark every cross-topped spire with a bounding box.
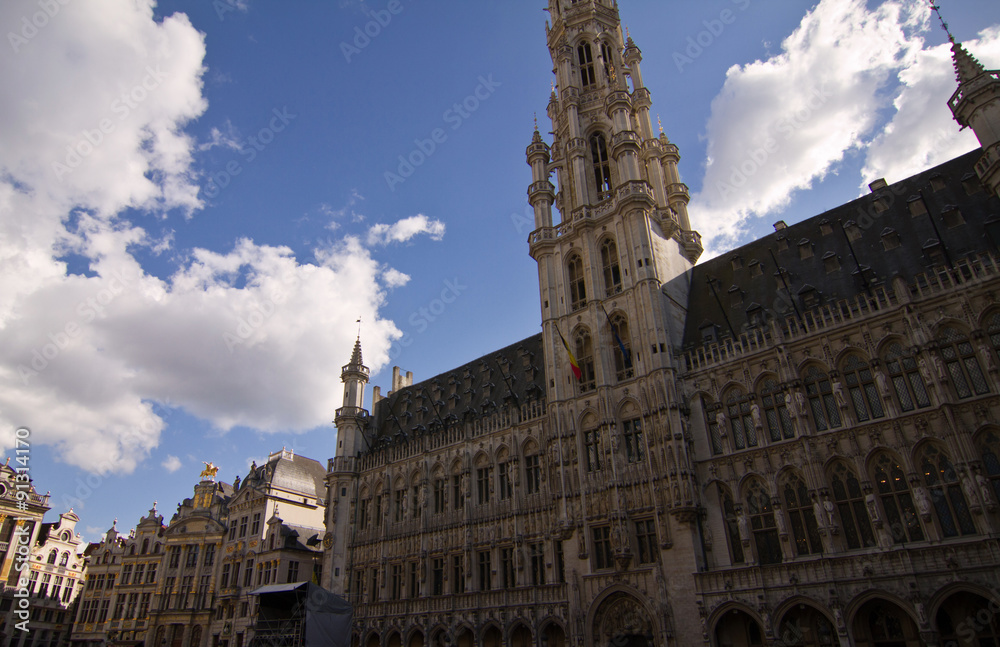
[929,1,954,42]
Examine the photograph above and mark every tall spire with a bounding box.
[348,334,364,371]
[951,39,989,85]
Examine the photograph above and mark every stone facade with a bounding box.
[324,1,1000,647]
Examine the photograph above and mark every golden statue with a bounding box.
[200,461,219,481]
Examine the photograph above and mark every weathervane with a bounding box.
[929,2,954,42]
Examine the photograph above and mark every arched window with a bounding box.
[978,430,1000,506]
[842,354,884,422]
[59,552,69,567]
[918,444,976,537]
[745,480,781,565]
[760,378,793,441]
[781,474,821,556]
[725,388,757,450]
[600,238,622,296]
[578,42,596,89]
[883,342,930,411]
[600,41,615,83]
[582,416,601,472]
[141,538,149,555]
[988,312,1000,363]
[47,549,57,564]
[871,452,924,543]
[803,366,841,431]
[590,133,613,201]
[938,326,989,398]
[705,398,723,456]
[129,545,136,556]
[608,313,632,381]
[575,329,596,392]
[154,543,161,554]
[567,254,586,311]
[719,487,744,565]
[830,461,876,549]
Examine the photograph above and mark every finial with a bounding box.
[929,2,954,42]
[657,115,664,135]
[356,317,362,338]
[534,113,539,131]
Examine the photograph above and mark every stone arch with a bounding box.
[507,622,533,647]
[709,602,764,647]
[453,625,475,647]
[540,619,568,647]
[933,587,1000,644]
[751,371,782,393]
[364,631,381,647]
[385,630,402,647]
[480,623,503,647]
[846,591,920,646]
[850,595,922,647]
[617,397,641,419]
[587,587,656,647]
[426,625,450,647]
[833,344,872,369]
[473,450,490,468]
[405,628,425,647]
[773,597,837,646]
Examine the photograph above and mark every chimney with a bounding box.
[773,220,787,231]
[868,178,887,192]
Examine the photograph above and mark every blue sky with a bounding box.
[2,0,999,542]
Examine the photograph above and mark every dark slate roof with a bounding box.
[681,149,1000,349]
[267,454,327,500]
[364,333,546,450]
[280,523,324,551]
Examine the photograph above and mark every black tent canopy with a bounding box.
[249,582,352,647]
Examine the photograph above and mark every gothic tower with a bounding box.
[324,336,369,595]
[527,0,705,643]
[947,36,1000,197]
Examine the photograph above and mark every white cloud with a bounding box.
[0,0,413,475]
[162,455,182,473]
[689,0,929,254]
[861,27,1000,187]
[366,214,446,246]
[382,267,411,288]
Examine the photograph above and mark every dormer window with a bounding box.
[748,260,763,278]
[728,285,743,308]
[929,174,946,192]
[843,220,861,242]
[942,206,965,228]
[873,196,889,213]
[819,220,833,236]
[731,256,743,271]
[823,252,840,273]
[798,239,813,260]
[578,42,596,89]
[962,173,982,195]
[908,196,927,217]
[799,285,819,309]
[881,227,900,251]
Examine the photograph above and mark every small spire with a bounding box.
[950,39,989,85]
[349,335,364,368]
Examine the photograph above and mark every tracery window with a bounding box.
[583,426,602,472]
[622,417,644,463]
[720,488,744,565]
[725,388,757,450]
[567,254,587,312]
[746,480,782,565]
[609,313,632,381]
[938,326,989,398]
[590,133,613,201]
[760,378,793,441]
[842,354,884,421]
[872,452,924,543]
[782,474,822,556]
[601,238,622,296]
[883,342,930,411]
[919,444,976,537]
[978,430,1000,506]
[575,329,596,392]
[830,461,876,549]
[988,312,1000,365]
[804,366,841,431]
[578,42,596,89]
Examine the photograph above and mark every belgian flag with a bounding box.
[556,325,582,381]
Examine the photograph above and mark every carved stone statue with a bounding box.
[823,498,837,528]
[832,381,847,408]
[962,473,981,508]
[774,508,787,536]
[813,499,826,529]
[715,411,726,429]
[865,493,881,525]
[914,486,932,518]
[918,356,932,383]
[875,370,890,397]
[794,392,807,417]
[977,474,996,509]
[737,512,749,545]
[981,344,999,372]
[934,355,948,381]
[750,402,762,429]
